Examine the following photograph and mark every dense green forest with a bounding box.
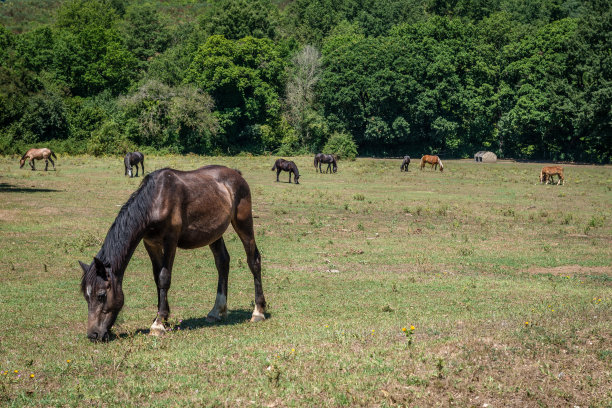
[0,0,610,162]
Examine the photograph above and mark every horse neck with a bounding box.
[96,178,155,281]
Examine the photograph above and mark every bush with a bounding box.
[323,132,358,160]
[87,120,133,156]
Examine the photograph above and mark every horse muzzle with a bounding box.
[87,330,110,342]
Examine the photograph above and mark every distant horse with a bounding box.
[314,153,338,173]
[400,156,411,171]
[540,166,564,185]
[19,148,56,171]
[420,155,444,172]
[271,158,300,184]
[79,165,266,341]
[124,152,144,177]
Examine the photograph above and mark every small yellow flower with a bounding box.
[551,309,555,312]
[291,348,295,353]
[66,360,71,364]
[410,325,415,331]
[525,321,529,326]
[402,327,407,332]
[325,325,329,328]
[30,374,35,378]
[14,370,18,374]
[598,298,602,302]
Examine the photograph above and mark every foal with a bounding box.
[19,148,57,171]
[271,158,300,184]
[400,156,410,171]
[124,152,144,177]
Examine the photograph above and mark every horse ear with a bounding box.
[93,257,111,280]
[79,261,90,273]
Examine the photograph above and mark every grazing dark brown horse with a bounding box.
[19,148,56,171]
[540,166,564,185]
[271,158,300,184]
[124,152,144,177]
[420,155,444,172]
[314,153,337,173]
[400,156,411,171]
[79,165,266,341]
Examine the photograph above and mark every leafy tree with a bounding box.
[323,132,358,160]
[202,0,277,40]
[185,35,287,153]
[121,4,170,66]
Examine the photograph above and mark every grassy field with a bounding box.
[0,155,610,407]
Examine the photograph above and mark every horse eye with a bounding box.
[97,292,106,302]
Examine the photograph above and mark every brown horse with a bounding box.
[420,155,444,172]
[540,166,564,185]
[19,148,57,171]
[79,165,266,341]
[271,158,300,184]
[314,153,337,173]
[400,155,411,171]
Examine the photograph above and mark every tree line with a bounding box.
[0,0,610,162]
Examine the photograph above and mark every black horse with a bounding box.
[271,158,300,184]
[124,152,144,177]
[400,156,410,171]
[314,153,337,173]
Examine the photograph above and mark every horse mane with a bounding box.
[81,172,158,292]
[438,158,444,168]
[20,151,29,161]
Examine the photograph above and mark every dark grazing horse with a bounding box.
[314,153,337,173]
[79,165,266,341]
[124,152,144,177]
[271,158,300,184]
[20,148,57,171]
[400,156,410,171]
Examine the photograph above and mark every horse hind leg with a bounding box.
[44,158,49,171]
[48,156,55,170]
[232,201,266,322]
[207,237,230,322]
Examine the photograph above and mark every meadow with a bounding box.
[0,155,610,407]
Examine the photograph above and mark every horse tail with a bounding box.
[420,156,425,169]
[51,150,57,159]
[314,156,318,168]
[271,162,277,171]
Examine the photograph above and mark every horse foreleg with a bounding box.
[141,161,144,176]
[207,237,230,322]
[232,213,266,323]
[145,240,176,336]
[30,160,35,171]
[288,171,292,183]
[135,163,139,177]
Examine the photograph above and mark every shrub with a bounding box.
[322,132,358,160]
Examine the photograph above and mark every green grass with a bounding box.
[0,156,611,406]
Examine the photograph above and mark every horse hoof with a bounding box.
[150,321,166,336]
[251,314,265,323]
[205,314,222,323]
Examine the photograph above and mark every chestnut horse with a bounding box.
[540,166,564,185]
[19,148,57,171]
[420,155,444,172]
[271,158,300,184]
[400,156,411,171]
[314,153,337,173]
[79,165,266,341]
[124,151,144,177]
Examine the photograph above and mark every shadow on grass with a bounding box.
[114,308,270,340]
[0,182,61,193]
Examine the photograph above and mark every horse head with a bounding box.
[79,257,124,341]
[19,159,25,168]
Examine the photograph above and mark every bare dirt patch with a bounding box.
[527,265,611,276]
